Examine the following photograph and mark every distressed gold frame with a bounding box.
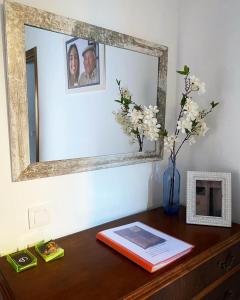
[4,0,168,181]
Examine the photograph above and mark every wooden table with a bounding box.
[1,207,240,300]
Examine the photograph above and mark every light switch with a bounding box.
[28,204,51,229]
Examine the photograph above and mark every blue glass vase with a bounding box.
[163,157,180,215]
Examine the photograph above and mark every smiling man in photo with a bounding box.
[79,45,99,86]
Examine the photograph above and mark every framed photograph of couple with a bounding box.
[65,37,105,93]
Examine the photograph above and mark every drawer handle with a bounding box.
[217,254,235,271]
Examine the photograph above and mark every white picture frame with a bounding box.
[186,171,232,227]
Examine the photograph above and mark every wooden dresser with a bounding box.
[0,207,240,300]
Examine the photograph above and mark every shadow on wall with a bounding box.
[229,171,239,223]
[147,162,163,209]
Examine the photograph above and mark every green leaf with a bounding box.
[134,105,142,111]
[160,129,168,137]
[122,98,132,105]
[192,120,198,127]
[131,129,138,135]
[184,65,190,74]
[210,101,219,108]
[177,70,186,75]
[116,79,121,86]
[181,95,187,107]
[115,100,122,103]
[177,65,190,76]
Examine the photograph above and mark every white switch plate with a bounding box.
[28,204,51,229]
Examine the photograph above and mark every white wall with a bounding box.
[177,0,240,222]
[0,0,179,254]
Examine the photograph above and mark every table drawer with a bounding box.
[200,267,240,300]
[149,240,240,300]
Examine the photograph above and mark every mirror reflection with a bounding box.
[25,25,159,163]
[196,180,222,217]
[26,47,39,163]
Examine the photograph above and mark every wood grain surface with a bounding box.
[0,207,240,300]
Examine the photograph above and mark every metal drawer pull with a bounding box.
[217,254,235,271]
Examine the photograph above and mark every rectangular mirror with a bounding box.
[4,1,167,181]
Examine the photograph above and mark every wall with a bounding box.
[177,0,240,222]
[0,0,180,254]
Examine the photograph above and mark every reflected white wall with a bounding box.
[25,26,158,161]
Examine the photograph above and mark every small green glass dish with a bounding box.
[6,249,37,272]
[35,240,64,262]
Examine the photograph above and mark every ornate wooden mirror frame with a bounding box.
[4,0,168,181]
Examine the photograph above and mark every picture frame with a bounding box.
[65,37,106,93]
[186,171,231,227]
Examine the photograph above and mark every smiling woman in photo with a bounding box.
[67,43,80,88]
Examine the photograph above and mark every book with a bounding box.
[7,249,37,272]
[96,222,194,273]
[35,240,64,262]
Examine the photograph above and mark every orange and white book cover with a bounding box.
[96,222,194,273]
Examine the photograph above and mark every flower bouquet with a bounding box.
[113,80,161,152]
[162,65,219,214]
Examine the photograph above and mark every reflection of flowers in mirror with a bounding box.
[113,80,161,152]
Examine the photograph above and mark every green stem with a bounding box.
[137,134,144,152]
[175,133,191,157]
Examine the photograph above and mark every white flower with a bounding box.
[196,120,209,136]
[184,98,199,121]
[164,135,178,152]
[114,104,161,143]
[126,105,161,141]
[129,108,143,125]
[189,75,206,95]
[114,71,218,155]
[143,107,153,120]
[113,111,125,124]
[143,106,159,119]
[198,82,206,95]
[177,118,192,133]
[142,114,161,141]
[121,87,131,99]
[188,120,209,145]
[113,111,132,136]
[148,105,159,114]
[191,119,209,137]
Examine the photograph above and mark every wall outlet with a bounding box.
[28,204,51,229]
